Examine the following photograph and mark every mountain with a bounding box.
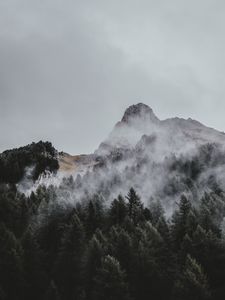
[3,103,225,300]
[96,103,225,156]
[1,103,225,210]
[56,103,225,212]
[60,103,225,172]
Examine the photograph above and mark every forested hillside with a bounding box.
[0,141,59,184]
[1,180,225,300]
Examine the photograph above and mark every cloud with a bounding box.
[1,0,225,154]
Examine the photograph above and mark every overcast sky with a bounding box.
[1,0,225,154]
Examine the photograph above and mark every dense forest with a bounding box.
[1,180,225,299]
[0,141,59,184]
[1,141,225,300]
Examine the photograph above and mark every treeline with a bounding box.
[1,183,225,300]
[0,141,59,184]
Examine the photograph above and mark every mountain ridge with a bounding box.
[1,103,225,211]
[59,103,225,174]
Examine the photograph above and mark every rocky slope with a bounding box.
[59,103,225,173]
[52,104,225,213]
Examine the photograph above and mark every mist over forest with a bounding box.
[1,104,225,299]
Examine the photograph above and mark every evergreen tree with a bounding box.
[180,233,193,263]
[85,195,104,237]
[173,254,210,300]
[126,188,144,225]
[84,235,104,299]
[156,215,171,246]
[149,200,165,226]
[192,225,209,263]
[131,222,171,300]
[199,193,221,235]
[171,195,192,249]
[91,255,131,300]
[109,195,128,226]
[108,227,133,273]
[0,223,25,300]
[0,185,29,237]
[21,227,47,300]
[54,214,85,300]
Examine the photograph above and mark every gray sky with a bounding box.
[1,0,225,154]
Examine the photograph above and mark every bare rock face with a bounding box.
[121,103,160,124]
[96,104,161,156]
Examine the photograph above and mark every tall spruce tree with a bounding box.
[171,195,192,249]
[54,214,85,300]
[173,254,210,300]
[84,235,104,299]
[109,195,128,226]
[126,188,144,225]
[21,227,47,300]
[91,255,131,300]
[0,223,25,300]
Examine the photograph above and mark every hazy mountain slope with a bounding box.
[60,103,225,173]
[2,103,224,212]
[96,103,225,157]
[54,103,225,212]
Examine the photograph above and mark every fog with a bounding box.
[17,104,225,216]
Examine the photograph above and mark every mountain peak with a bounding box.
[121,103,159,123]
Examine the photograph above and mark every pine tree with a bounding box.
[84,235,104,299]
[156,215,171,245]
[171,195,192,249]
[54,214,85,300]
[192,225,208,262]
[180,233,193,263]
[149,200,165,226]
[131,222,171,300]
[21,227,47,300]
[199,193,220,235]
[186,209,198,236]
[108,227,133,273]
[0,222,25,300]
[173,254,210,300]
[85,195,104,237]
[91,255,131,300]
[109,195,128,226]
[126,188,143,225]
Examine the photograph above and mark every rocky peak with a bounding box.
[121,103,159,123]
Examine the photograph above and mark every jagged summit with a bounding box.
[121,103,159,123]
[60,102,225,172]
[95,102,225,157]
